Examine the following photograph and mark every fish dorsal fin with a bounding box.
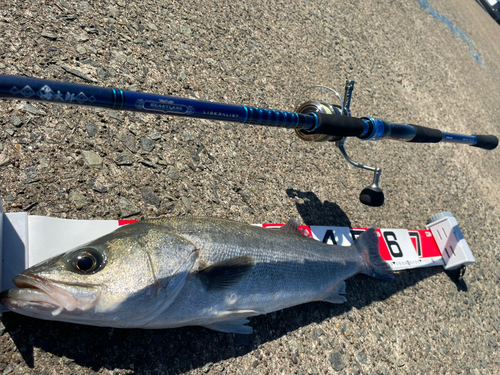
[198,256,255,291]
[281,218,302,235]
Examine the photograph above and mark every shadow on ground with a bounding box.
[2,191,445,374]
[286,189,351,227]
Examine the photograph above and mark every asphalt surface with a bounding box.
[1,0,500,374]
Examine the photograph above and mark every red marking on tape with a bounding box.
[118,220,138,226]
[415,229,441,257]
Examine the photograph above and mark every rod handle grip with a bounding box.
[407,125,443,143]
[471,135,498,150]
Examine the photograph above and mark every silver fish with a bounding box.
[0,217,393,334]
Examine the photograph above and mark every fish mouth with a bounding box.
[1,275,98,317]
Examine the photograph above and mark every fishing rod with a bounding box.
[0,74,497,206]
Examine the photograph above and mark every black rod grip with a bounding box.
[471,135,498,150]
[312,113,367,137]
[408,125,443,143]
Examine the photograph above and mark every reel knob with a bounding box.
[359,185,384,207]
[359,168,384,207]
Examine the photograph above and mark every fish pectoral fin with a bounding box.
[201,317,253,334]
[197,256,255,291]
[322,281,347,304]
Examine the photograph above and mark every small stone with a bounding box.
[442,325,449,337]
[204,58,215,64]
[180,25,192,36]
[118,134,138,153]
[116,154,134,165]
[201,363,213,373]
[70,190,88,210]
[167,166,180,180]
[88,179,108,193]
[86,122,98,137]
[140,159,156,168]
[82,150,103,168]
[10,116,22,127]
[41,32,57,40]
[4,195,15,202]
[251,360,259,368]
[0,154,11,167]
[312,327,324,340]
[181,196,191,212]
[179,72,187,81]
[77,1,90,12]
[329,352,344,372]
[119,196,141,217]
[76,34,89,42]
[110,111,122,121]
[142,188,161,207]
[147,131,161,140]
[23,166,40,184]
[165,201,175,210]
[356,350,368,365]
[127,55,135,65]
[140,137,155,152]
[22,104,46,116]
[183,131,194,142]
[0,320,5,336]
[97,68,109,79]
[0,62,5,69]
[62,64,96,83]
[148,23,158,31]
[2,364,13,375]
[288,339,299,353]
[5,128,14,136]
[75,44,87,54]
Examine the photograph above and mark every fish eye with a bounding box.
[70,248,105,274]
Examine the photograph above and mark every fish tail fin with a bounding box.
[355,228,394,281]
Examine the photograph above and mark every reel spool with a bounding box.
[294,85,345,143]
[294,101,343,142]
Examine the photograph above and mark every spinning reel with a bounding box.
[294,81,384,207]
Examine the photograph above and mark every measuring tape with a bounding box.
[0,202,474,293]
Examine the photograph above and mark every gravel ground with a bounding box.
[1,0,500,374]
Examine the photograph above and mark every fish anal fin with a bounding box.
[202,317,253,334]
[322,281,347,304]
[198,256,255,291]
